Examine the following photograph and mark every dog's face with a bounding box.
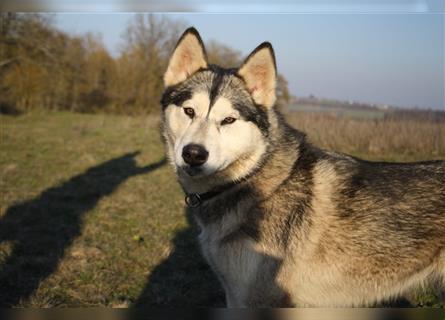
[161,28,277,184]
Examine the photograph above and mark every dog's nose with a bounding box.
[182,144,209,167]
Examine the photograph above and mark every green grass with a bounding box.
[0,112,443,307]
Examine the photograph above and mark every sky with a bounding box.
[55,13,444,110]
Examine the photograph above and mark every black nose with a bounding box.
[182,144,209,167]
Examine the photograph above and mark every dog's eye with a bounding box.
[183,107,195,118]
[221,117,236,125]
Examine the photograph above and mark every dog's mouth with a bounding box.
[181,165,204,177]
[179,164,220,178]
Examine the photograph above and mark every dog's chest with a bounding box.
[195,210,251,271]
[194,209,265,296]
[199,225,265,300]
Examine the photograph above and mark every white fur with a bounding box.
[165,91,266,190]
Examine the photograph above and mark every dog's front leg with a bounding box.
[222,282,246,307]
[225,290,240,308]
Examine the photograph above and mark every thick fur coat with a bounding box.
[160,27,445,307]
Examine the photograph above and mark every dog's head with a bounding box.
[161,28,277,189]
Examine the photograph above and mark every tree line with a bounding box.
[0,13,290,115]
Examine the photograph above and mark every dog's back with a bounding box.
[283,152,445,306]
[195,130,445,306]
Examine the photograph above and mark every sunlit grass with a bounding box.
[0,111,443,307]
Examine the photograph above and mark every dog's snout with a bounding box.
[182,144,209,166]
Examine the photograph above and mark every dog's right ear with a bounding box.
[164,27,208,87]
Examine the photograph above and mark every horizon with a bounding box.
[55,13,444,110]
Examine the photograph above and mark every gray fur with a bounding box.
[161,29,445,307]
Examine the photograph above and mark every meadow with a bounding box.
[0,111,444,307]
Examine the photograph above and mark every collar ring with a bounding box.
[185,194,201,208]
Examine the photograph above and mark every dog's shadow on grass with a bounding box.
[0,151,166,307]
[132,208,225,307]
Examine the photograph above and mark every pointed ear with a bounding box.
[164,27,208,87]
[237,42,277,108]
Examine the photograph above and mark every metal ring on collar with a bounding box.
[185,194,201,208]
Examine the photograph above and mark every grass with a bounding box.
[286,111,445,162]
[288,104,386,120]
[0,111,443,307]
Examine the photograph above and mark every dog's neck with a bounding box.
[247,129,302,198]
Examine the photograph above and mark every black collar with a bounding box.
[184,182,238,208]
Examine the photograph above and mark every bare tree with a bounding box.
[276,74,291,109]
[206,40,242,67]
[0,13,291,115]
[115,14,185,114]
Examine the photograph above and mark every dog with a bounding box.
[160,27,445,307]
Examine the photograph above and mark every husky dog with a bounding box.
[160,27,445,307]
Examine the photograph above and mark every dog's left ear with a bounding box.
[238,42,277,108]
[164,27,208,87]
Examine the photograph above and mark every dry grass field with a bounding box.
[286,111,445,161]
[0,111,444,307]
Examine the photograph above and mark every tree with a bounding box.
[114,14,185,114]
[206,40,242,68]
[78,33,115,112]
[0,13,292,115]
[276,74,291,108]
[0,13,62,112]
[0,14,117,113]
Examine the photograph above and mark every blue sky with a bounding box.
[56,13,444,110]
